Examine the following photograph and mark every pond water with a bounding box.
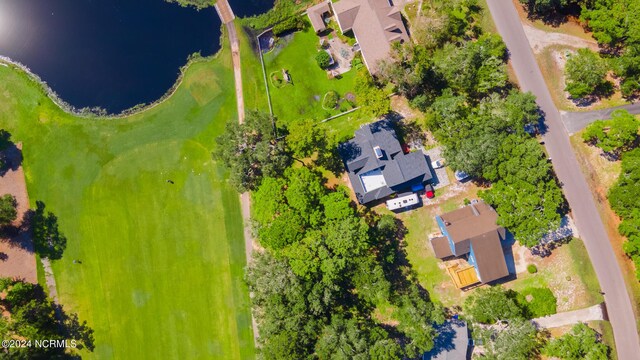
[0,0,273,113]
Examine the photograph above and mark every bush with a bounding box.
[316,51,331,69]
[527,264,538,274]
[272,16,304,36]
[517,287,557,318]
[323,91,339,109]
[565,49,610,99]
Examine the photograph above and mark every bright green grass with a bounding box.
[0,38,254,359]
[262,26,357,124]
[35,254,47,291]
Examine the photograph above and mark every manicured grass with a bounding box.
[263,27,358,125]
[0,37,254,359]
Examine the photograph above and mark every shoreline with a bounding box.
[0,28,227,120]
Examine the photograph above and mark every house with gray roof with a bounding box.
[423,320,470,360]
[338,120,432,204]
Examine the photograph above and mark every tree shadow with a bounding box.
[520,2,582,28]
[0,210,35,254]
[0,130,23,176]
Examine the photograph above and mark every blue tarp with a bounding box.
[412,183,425,192]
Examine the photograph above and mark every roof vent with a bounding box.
[470,204,480,216]
[373,146,383,159]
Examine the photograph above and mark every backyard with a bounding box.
[0,35,254,359]
[261,25,358,125]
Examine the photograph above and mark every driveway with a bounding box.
[562,102,640,133]
[533,304,604,329]
[486,1,640,358]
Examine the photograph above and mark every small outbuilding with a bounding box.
[423,320,470,360]
[307,1,332,33]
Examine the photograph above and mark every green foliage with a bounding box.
[527,264,538,274]
[564,48,610,99]
[608,149,640,280]
[164,0,213,10]
[244,0,313,31]
[323,91,339,109]
[315,51,331,69]
[286,119,326,158]
[520,0,578,16]
[249,165,441,357]
[480,136,564,247]
[215,110,291,192]
[433,34,508,99]
[516,287,557,318]
[0,278,94,358]
[272,16,305,36]
[354,69,391,117]
[581,110,639,154]
[31,201,67,260]
[581,0,640,48]
[544,323,610,359]
[0,194,17,226]
[464,286,525,324]
[480,318,545,360]
[412,0,482,49]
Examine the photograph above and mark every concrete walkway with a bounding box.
[533,304,604,329]
[40,257,59,303]
[562,102,640,133]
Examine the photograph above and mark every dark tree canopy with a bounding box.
[316,51,331,69]
[564,48,610,99]
[0,278,94,359]
[0,194,17,226]
[544,323,610,359]
[248,167,441,358]
[582,110,639,155]
[31,201,67,260]
[215,110,290,192]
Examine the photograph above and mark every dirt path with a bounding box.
[522,23,598,54]
[215,0,259,344]
[40,257,59,302]
[0,143,37,283]
[533,304,604,329]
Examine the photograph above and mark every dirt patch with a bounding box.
[522,23,598,55]
[0,143,36,283]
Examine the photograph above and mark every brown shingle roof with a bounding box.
[470,232,509,283]
[440,202,500,244]
[331,0,409,73]
[431,236,453,259]
[307,1,331,33]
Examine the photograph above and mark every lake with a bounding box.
[0,0,273,113]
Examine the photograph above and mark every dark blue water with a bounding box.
[0,0,272,113]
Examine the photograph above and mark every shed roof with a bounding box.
[424,320,469,360]
[431,236,453,259]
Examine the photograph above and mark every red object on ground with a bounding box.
[426,190,435,199]
[402,143,410,154]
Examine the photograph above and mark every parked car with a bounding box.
[454,170,470,182]
[431,159,445,169]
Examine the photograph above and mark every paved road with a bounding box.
[562,102,640,133]
[486,1,640,358]
[533,304,604,329]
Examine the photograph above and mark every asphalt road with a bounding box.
[562,102,640,133]
[486,1,640,358]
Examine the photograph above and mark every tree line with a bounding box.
[216,111,444,359]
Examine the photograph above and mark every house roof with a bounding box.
[338,119,432,204]
[431,236,453,259]
[440,202,500,244]
[330,0,409,73]
[424,320,469,360]
[470,232,509,283]
[307,1,331,33]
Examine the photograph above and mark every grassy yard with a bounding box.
[262,26,358,125]
[0,35,254,359]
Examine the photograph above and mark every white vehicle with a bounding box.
[386,193,419,211]
[431,159,445,169]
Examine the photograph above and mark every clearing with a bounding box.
[0,34,254,359]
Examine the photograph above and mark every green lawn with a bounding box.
[262,26,358,125]
[0,36,254,359]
